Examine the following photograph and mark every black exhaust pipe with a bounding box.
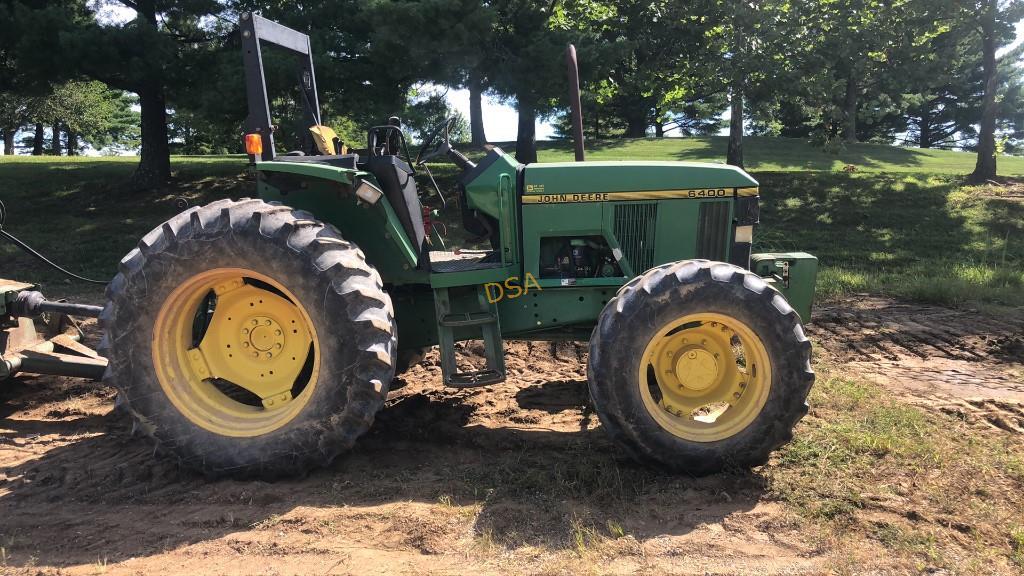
[566,44,585,162]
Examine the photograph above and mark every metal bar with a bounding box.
[32,299,102,318]
[17,351,107,381]
[240,12,276,161]
[11,291,102,318]
[252,15,311,54]
[565,44,586,162]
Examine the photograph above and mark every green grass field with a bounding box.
[1,137,1021,309]
[534,135,1024,175]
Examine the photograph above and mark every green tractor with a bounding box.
[100,14,818,478]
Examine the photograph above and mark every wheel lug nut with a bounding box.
[242,328,249,335]
[275,344,282,350]
[251,319,258,326]
[252,351,259,358]
[275,330,282,336]
[242,342,250,348]
[733,392,741,399]
[265,352,273,359]
[265,319,272,326]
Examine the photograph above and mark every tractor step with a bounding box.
[438,311,498,328]
[433,286,506,388]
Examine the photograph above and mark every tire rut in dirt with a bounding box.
[808,297,1024,431]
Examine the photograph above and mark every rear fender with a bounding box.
[254,161,424,283]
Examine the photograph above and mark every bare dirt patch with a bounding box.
[808,297,1024,432]
[1,300,1022,574]
[1,338,825,575]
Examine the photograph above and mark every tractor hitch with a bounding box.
[1,279,107,382]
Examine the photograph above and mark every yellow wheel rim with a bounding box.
[152,268,320,437]
[638,313,771,442]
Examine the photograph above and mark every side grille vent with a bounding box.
[697,201,731,261]
[613,202,657,274]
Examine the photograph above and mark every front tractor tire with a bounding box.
[588,260,814,475]
[99,199,396,478]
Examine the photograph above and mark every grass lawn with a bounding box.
[534,135,1024,175]
[2,137,1021,308]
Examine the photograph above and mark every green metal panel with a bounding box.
[522,161,758,196]
[255,164,427,285]
[650,199,700,265]
[464,151,519,220]
[495,286,616,335]
[751,252,819,322]
[255,160,362,183]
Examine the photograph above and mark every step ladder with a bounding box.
[433,286,506,387]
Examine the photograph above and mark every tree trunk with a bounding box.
[469,75,487,147]
[131,0,172,188]
[515,96,537,164]
[727,9,745,167]
[727,84,744,168]
[133,82,172,187]
[51,123,62,155]
[624,109,647,138]
[654,121,664,138]
[32,123,44,155]
[2,130,14,155]
[918,101,933,148]
[67,128,78,156]
[843,73,858,143]
[970,3,998,183]
[594,109,600,140]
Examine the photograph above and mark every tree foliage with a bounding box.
[0,0,1022,180]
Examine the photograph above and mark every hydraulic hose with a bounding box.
[0,199,108,285]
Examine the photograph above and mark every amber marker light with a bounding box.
[244,133,263,156]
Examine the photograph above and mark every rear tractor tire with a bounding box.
[99,199,396,478]
[588,260,814,474]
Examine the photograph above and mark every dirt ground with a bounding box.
[1,297,1022,575]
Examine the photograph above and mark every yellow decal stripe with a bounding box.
[521,187,759,204]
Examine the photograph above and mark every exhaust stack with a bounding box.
[566,44,585,162]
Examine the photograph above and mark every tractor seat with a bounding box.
[429,250,503,273]
[360,155,427,256]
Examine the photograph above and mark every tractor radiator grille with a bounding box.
[613,202,657,274]
[697,201,731,261]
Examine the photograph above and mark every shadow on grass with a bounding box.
[753,171,1024,305]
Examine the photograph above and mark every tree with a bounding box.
[967,0,1024,182]
[401,87,470,144]
[4,0,223,185]
[484,0,576,163]
[0,92,29,154]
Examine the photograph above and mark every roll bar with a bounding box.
[240,12,322,162]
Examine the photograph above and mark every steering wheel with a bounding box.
[416,116,457,166]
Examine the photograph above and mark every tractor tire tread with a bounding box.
[100,198,395,479]
[588,259,814,475]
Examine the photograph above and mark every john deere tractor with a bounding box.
[99,14,818,478]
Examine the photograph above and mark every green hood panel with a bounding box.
[522,161,758,197]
